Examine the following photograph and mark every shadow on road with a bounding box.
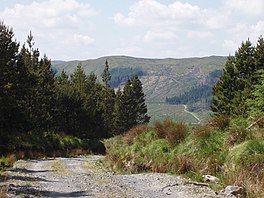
[11,167,55,174]
[8,184,91,197]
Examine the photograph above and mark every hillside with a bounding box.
[52,56,227,103]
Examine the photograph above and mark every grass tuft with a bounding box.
[124,124,152,145]
[104,117,264,197]
[209,115,230,131]
[154,119,188,146]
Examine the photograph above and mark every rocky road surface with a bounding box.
[3,156,231,197]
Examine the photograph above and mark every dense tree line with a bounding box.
[166,70,222,111]
[109,67,145,87]
[0,22,150,150]
[211,37,264,117]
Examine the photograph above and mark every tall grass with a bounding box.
[155,119,188,146]
[104,116,264,197]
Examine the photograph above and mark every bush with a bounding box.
[124,124,152,145]
[209,115,230,131]
[170,155,195,174]
[0,154,16,171]
[141,139,170,172]
[230,117,250,128]
[225,140,264,197]
[226,126,252,146]
[154,119,188,146]
[193,124,212,140]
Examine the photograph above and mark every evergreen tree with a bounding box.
[114,76,150,134]
[113,88,124,134]
[247,36,264,116]
[18,33,56,131]
[211,39,257,117]
[0,21,21,145]
[55,70,73,132]
[247,69,264,116]
[101,60,111,87]
[101,60,115,135]
[254,36,264,82]
[57,64,105,138]
[211,56,237,115]
[131,76,150,124]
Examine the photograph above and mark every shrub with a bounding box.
[193,124,212,140]
[226,126,252,146]
[170,155,195,174]
[124,124,152,145]
[225,140,264,196]
[142,139,170,172]
[230,117,250,128]
[154,119,188,146]
[209,115,230,131]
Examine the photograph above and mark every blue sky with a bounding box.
[0,0,263,60]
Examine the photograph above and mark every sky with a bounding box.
[0,0,263,61]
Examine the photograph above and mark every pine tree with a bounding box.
[247,69,264,116]
[247,36,264,116]
[101,60,111,87]
[0,21,21,145]
[55,70,73,132]
[113,88,124,134]
[211,56,236,115]
[101,60,115,135]
[18,33,56,131]
[254,36,264,82]
[131,76,150,124]
[211,39,257,117]
[114,76,150,134]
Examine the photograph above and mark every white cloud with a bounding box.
[73,34,94,45]
[222,40,239,53]
[0,0,97,59]
[112,46,142,56]
[114,0,203,27]
[223,0,264,16]
[0,0,96,29]
[250,21,264,38]
[114,0,227,30]
[187,31,212,39]
[144,30,177,42]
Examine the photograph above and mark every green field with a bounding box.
[147,103,211,124]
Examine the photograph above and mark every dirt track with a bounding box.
[4,155,230,197]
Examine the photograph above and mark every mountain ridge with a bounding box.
[52,55,227,103]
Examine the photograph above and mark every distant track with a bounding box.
[183,105,201,124]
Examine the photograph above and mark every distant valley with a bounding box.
[52,55,227,123]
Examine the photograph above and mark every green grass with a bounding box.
[147,103,200,123]
[104,117,264,197]
[147,103,211,124]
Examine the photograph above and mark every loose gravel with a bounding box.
[4,156,232,197]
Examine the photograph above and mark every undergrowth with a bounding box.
[0,131,106,174]
[104,118,264,197]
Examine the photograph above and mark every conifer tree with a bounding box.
[113,88,124,134]
[18,33,56,131]
[247,69,264,116]
[131,76,150,124]
[102,60,111,87]
[211,39,257,116]
[211,56,237,115]
[101,60,115,135]
[247,36,264,116]
[0,21,21,144]
[114,76,150,134]
[254,36,264,82]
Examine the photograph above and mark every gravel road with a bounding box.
[4,156,229,197]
